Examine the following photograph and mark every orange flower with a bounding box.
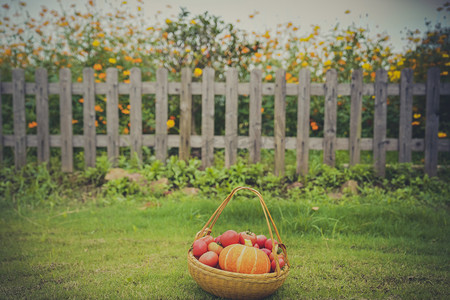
[438,132,447,138]
[28,121,37,129]
[79,98,84,103]
[123,127,129,134]
[72,119,78,124]
[122,109,130,114]
[94,105,103,112]
[285,73,292,81]
[265,74,272,81]
[98,73,106,79]
[93,63,102,71]
[169,115,176,120]
[411,121,420,126]
[241,47,250,54]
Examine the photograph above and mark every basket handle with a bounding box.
[194,186,289,276]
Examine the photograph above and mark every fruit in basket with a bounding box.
[265,239,278,251]
[218,244,271,274]
[256,234,267,248]
[220,230,239,247]
[200,235,214,245]
[239,231,257,246]
[192,239,208,257]
[199,251,219,267]
[261,248,271,256]
[208,242,223,255]
[271,256,285,272]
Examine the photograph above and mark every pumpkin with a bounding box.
[218,244,271,274]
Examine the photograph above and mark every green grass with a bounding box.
[1,190,449,299]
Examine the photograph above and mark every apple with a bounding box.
[271,257,285,272]
[265,239,278,251]
[256,234,267,248]
[199,251,219,267]
[208,242,223,255]
[192,239,208,257]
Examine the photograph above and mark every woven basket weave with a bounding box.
[187,187,290,300]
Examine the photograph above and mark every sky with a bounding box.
[8,0,450,52]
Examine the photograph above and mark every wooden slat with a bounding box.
[323,69,337,167]
[179,68,192,161]
[398,68,413,163]
[35,68,50,164]
[424,67,440,177]
[349,69,363,166]
[225,68,238,168]
[249,69,262,164]
[106,68,119,166]
[373,69,388,177]
[83,68,96,168]
[274,69,286,176]
[297,69,311,176]
[0,75,3,165]
[155,68,168,163]
[201,67,215,169]
[13,69,26,169]
[59,68,73,172]
[130,67,142,161]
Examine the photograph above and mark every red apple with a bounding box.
[220,230,239,247]
[199,251,219,267]
[271,257,285,272]
[265,239,278,251]
[256,234,267,248]
[192,239,208,257]
[261,248,271,256]
[200,235,214,245]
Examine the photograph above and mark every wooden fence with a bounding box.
[1,67,449,177]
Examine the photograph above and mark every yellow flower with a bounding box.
[438,132,447,138]
[167,119,175,129]
[109,58,116,64]
[413,113,421,119]
[265,74,273,81]
[123,70,130,76]
[324,60,332,67]
[362,63,372,71]
[301,61,308,68]
[345,9,351,14]
[190,19,196,25]
[194,68,202,77]
[92,39,100,47]
[165,18,172,24]
[285,73,292,81]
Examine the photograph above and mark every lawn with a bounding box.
[1,184,449,299]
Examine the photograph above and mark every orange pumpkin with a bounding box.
[218,244,271,274]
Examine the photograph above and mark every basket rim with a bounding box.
[188,250,290,282]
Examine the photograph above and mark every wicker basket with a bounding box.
[187,187,290,300]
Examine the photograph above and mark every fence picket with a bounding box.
[275,69,286,176]
[249,69,262,164]
[297,68,311,176]
[399,68,413,163]
[374,69,388,177]
[155,68,168,163]
[201,67,215,168]
[225,68,238,168]
[83,68,96,168]
[323,69,337,167]
[106,68,119,166]
[130,67,142,161]
[59,68,73,172]
[13,69,26,169]
[349,69,363,166]
[36,68,50,164]
[180,68,192,161]
[425,67,440,177]
[0,79,2,165]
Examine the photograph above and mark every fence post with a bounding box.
[274,69,286,176]
[0,78,3,165]
[36,68,50,164]
[399,68,413,163]
[323,68,337,167]
[374,69,388,177]
[349,69,363,166]
[155,68,168,163]
[59,68,73,172]
[297,68,310,176]
[180,68,192,161]
[424,67,440,177]
[13,69,26,170]
[249,69,262,164]
[106,68,119,166]
[201,67,215,169]
[83,68,96,168]
[225,68,238,168]
[130,67,143,161]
